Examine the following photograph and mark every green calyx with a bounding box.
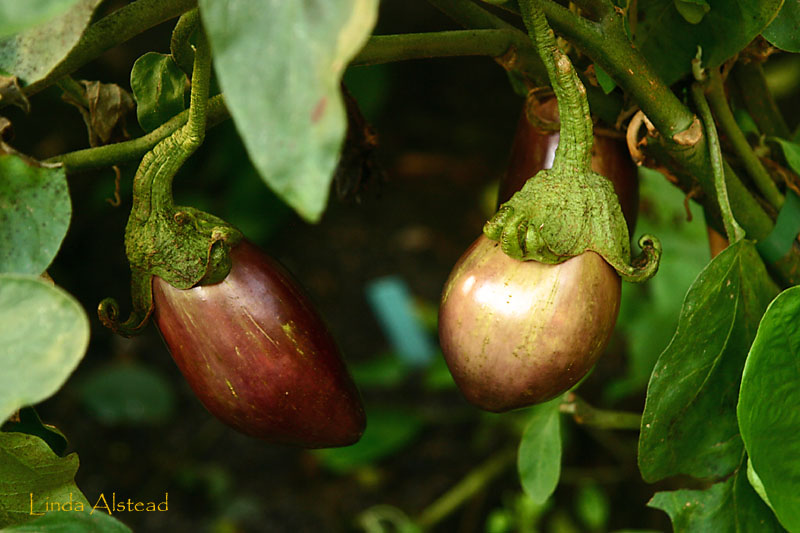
[99,22,242,337]
[484,0,660,283]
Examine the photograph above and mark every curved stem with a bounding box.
[416,448,516,530]
[170,8,199,76]
[519,0,593,172]
[706,69,783,211]
[692,82,745,243]
[12,0,196,104]
[47,94,228,173]
[539,0,696,138]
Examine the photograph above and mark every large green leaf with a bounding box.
[762,0,800,53]
[1,510,132,532]
[633,0,783,85]
[738,286,800,532]
[0,154,70,275]
[198,0,378,222]
[0,275,89,425]
[649,457,783,532]
[638,240,779,482]
[0,0,102,85]
[0,0,80,39]
[0,432,88,528]
[130,52,186,132]
[517,399,561,505]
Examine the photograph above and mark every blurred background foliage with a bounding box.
[4,0,799,531]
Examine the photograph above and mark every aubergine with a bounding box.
[438,235,620,412]
[152,240,365,448]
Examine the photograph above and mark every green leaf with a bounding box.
[130,52,187,132]
[762,0,800,52]
[0,0,102,85]
[594,63,617,94]
[746,457,774,513]
[674,0,711,24]
[738,285,800,532]
[1,509,132,532]
[0,0,80,39]
[634,0,782,85]
[2,407,67,456]
[0,155,70,275]
[0,275,89,425]
[575,483,610,531]
[313,407,423,474]
[518,399,561,505]
[0,432,88,528]
[78,363,176,425]
[770,137,800,176]
[198,0,378,222]
[649,459,783,532]
[638,240,779,482]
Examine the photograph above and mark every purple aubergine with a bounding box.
[152,240,365,448]
[438,235,621,412]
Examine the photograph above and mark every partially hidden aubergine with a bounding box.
[438,0,660,412]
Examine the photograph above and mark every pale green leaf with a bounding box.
[198,0,378,222]
[0,275,89,424]
[0,0,79,39]
[518,399,561,504]
[0,155,70,275]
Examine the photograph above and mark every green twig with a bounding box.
[47,94,228,173]
[706,69,783,211]
[731,61,791,139]
[559,393,641,430]
[537,0,695,138]
[55,76,88,107]
[416,448,516,530]
[13,0,196,103]
[692,82,745,243]
[352,30,530,66]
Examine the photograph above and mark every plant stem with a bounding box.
[427,0,519,31]
[538,0,695,138]
[731,61,791,139]
[56,76,88,107]
[416,448,516,530]
[48,94,228,173]
[559,393,641,430]
[170,8,199,76]
[519,0,593,171]
[691,82,745,243]
[352,30,529,66]
[16,0,196,102]
[706,69,783,211]
[185,27,211,144]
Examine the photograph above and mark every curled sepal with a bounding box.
[98,271,154,337]
[483,167,661,283]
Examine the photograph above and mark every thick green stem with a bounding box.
[170,8,199,76]
[416,448,516,530]
[706,70,783,211]
[538,0,695,138]
[693,82,744,242]
[352,30,529,66]
[731,61,791,139]
[47,94,228,173]
[14,0,196,102]
[560,393,641,430]
[520,0,593,171]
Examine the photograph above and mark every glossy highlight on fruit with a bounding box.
[152,240,365,448]
[439,235,621,412]
[497,97,639,234]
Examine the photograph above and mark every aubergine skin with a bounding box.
[438,235,621,412]
[152,240,365,448]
